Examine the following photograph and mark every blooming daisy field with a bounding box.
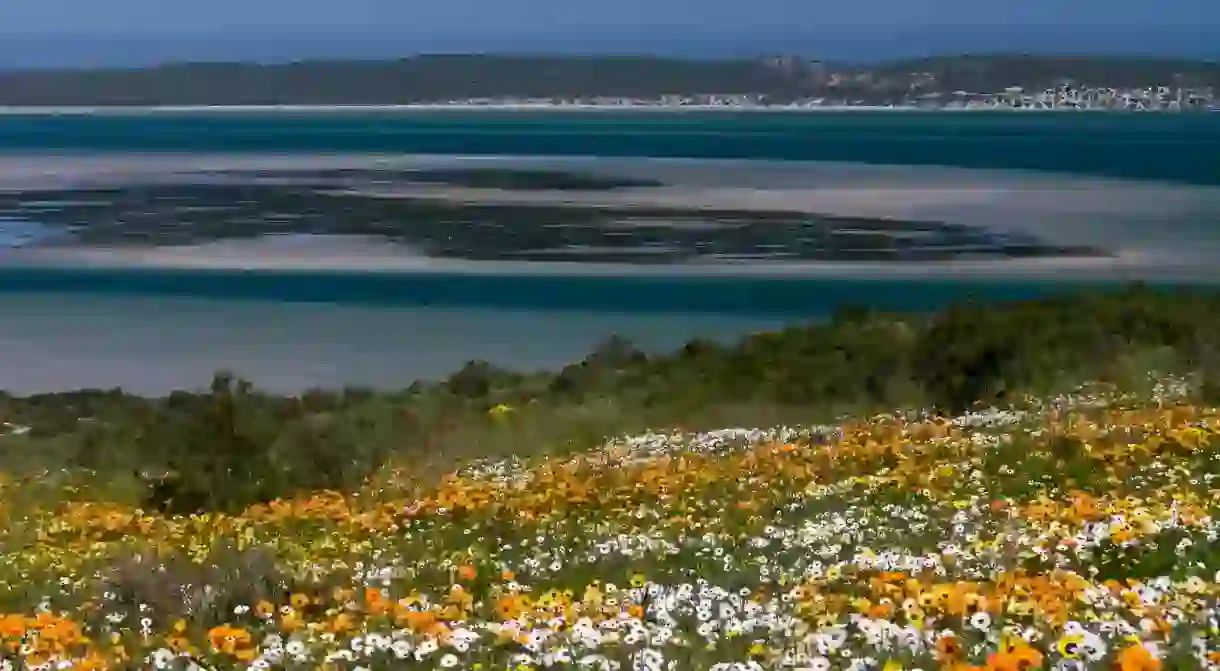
[0,377,1218,671]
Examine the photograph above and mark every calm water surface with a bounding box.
[1,111,1217,392]
[0,293,791,394]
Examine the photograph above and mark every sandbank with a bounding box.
[0,235,1199,282]
[0,152,1218,281]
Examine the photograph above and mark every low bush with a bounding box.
[3,284,1220,511]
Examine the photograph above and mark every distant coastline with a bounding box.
[0,103,1214,116]
[0,54,1215,111]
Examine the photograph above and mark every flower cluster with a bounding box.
[0,378,1218,670]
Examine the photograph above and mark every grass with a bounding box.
[0,374,1218,670]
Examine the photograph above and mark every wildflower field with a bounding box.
[0,375,1218,671]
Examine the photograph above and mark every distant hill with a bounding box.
[0,54,1216,107]
[860,54,1220,92]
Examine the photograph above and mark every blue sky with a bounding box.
[0,0,1215,66]
[0,0,1211,34]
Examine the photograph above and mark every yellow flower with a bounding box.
[1057,633,1085,659]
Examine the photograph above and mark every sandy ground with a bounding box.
[0,153,1218,280]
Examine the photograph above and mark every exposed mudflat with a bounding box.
[0,153,1217,279]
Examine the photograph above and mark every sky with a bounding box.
[0,0,1215,67]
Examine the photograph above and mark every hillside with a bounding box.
[0,54,1216,106]
[1,285,1219,669]
[4,284,1220,511]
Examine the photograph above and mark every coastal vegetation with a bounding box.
[2,285,1220,669]
[2,285,1219,511]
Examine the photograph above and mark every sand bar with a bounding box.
[0,235,1204,283]
[0,153,1217,281]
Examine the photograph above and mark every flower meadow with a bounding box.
[1,378,1219,671]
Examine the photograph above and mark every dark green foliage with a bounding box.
[136,372,282,513]
[3,284,1220,512]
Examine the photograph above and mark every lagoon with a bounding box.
[0,111,1217,392]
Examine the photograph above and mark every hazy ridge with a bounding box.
[0,54,1217,106]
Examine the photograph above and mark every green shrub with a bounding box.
[3,284,1220,511]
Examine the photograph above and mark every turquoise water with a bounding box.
[0,293,792,394]
[0,266,1135,316]
[2,111,1219,184]
[0,269,1193,393]
[0,111,1216,390]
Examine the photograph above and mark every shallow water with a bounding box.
[0,113,1216,393]
[0,217,61,247]
[2,111,1218,185]
[2,152,1220,265]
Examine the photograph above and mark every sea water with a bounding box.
[1,111,1218,185]
[0,111,1216,392]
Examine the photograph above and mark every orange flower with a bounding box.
[869,601,895,618]
[1116,644,1161,671]
[364,587,391,616]
[207,625,230,652]
[1011,644,1044,670]
[330,613,356,633]
[75,652,108,671]
[986,641,1044,671]
[936,634,963,661]
[207,624,255,658]
[397,610,445,637]
[279,608,303,632]
[495,595,525,621]
[457,564,478,581]
[0,614,27,638]
[984,653,1022,671]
